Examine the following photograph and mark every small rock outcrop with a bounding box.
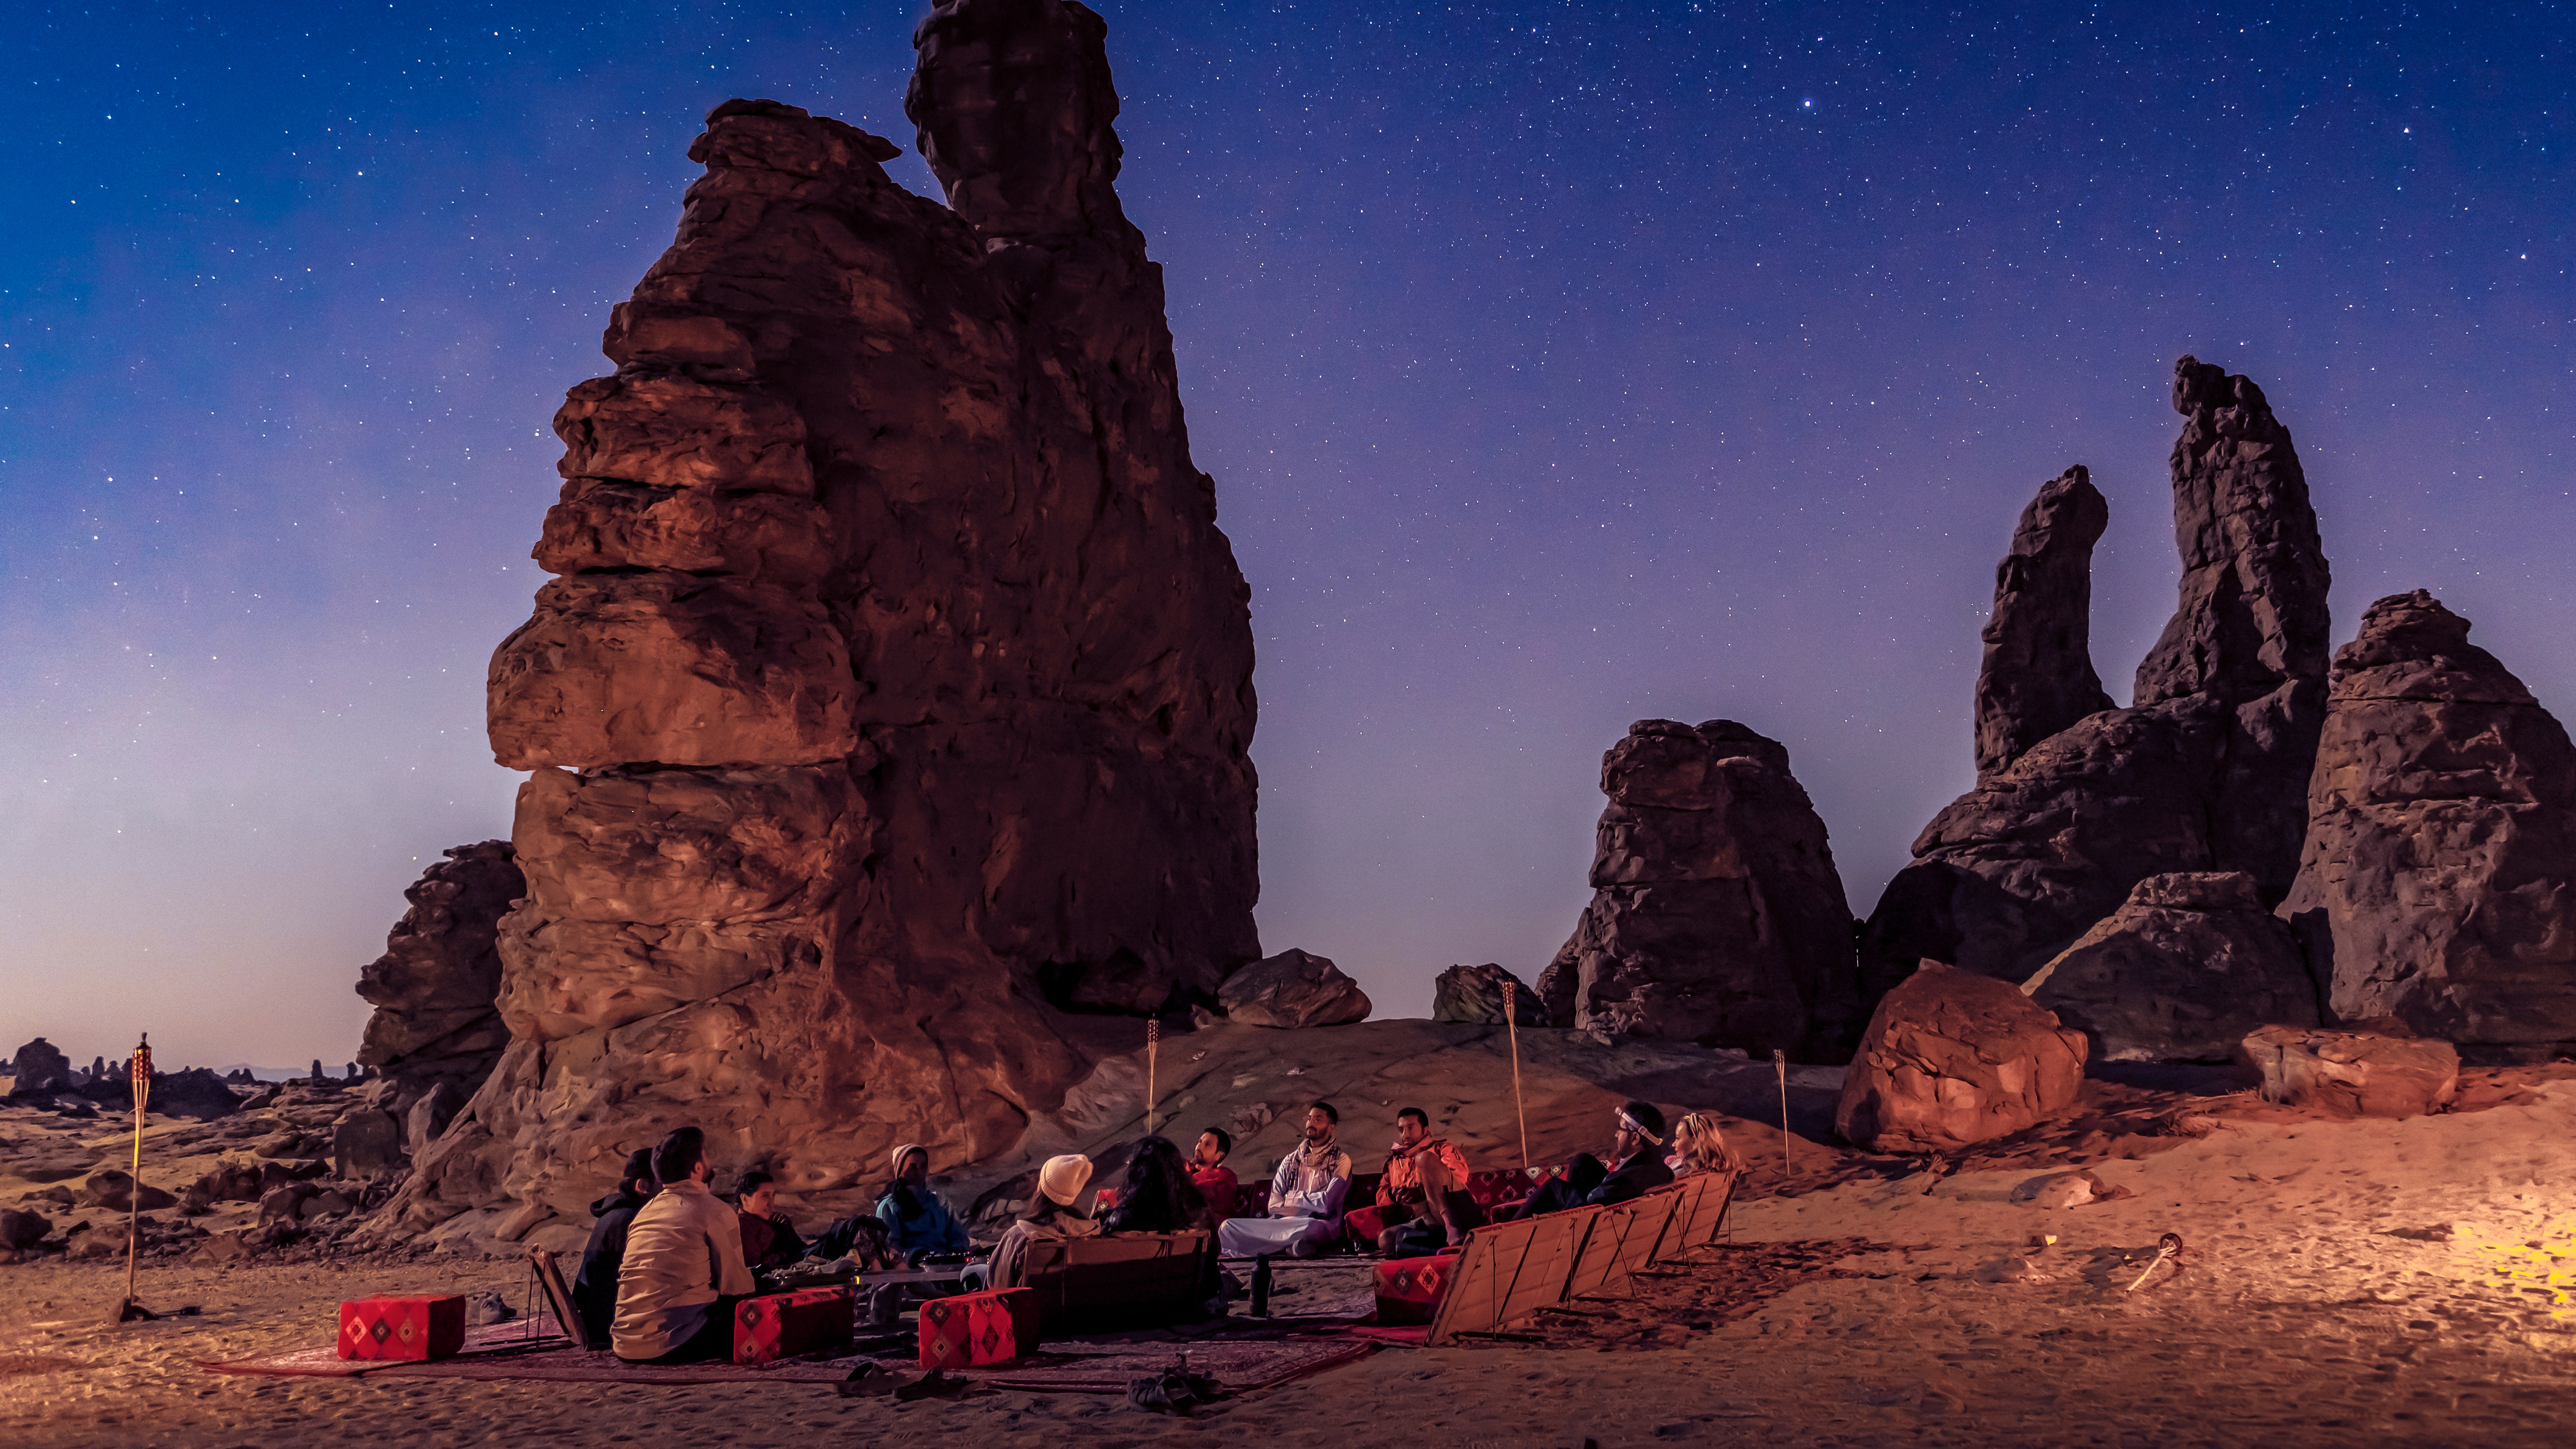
[1861,359,2332,1007]
[390,0,1260,1233]
[1537,720,1858,1059]
[1217,950,1370,1029]
[1836,962,2088,1152]
[2238,1023,2460,1118]
[354,841,523,1124]
[2282,591,2576,1052]
[1431,963,1543,1026]
[8,1038,73,1094]
[2020,873,2318,1063]
[1974,466,2113,777]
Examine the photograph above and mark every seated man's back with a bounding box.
[613,1177,753,1361]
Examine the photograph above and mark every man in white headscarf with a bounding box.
[1215,1102,1353,1259]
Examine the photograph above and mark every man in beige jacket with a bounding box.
[612,1126,755,1364]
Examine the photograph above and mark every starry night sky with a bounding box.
[3,2,2568,1070]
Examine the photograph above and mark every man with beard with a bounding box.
[1215,1103,1353,1258]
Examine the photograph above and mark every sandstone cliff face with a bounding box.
[391,0,1258,1230]
[1859,359,2331,1009]
[2020,872,2316,1063]
[353,842,522,1116]
[1535,720,1857,1060]
[1974,466,2112,778]
[2282,591,2576,1051]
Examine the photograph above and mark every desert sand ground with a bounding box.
[3,1072,2571,1448]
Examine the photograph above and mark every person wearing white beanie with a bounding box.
[979,1153,1102,1291]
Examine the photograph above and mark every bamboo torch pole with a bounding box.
[1146,1019,1159,1136]
[121,1034,152,1319]
[1505,981,1531,1173]
[1772,1048,1791,1183]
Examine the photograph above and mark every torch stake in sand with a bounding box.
[1773,1049,1792,1182]
[112,1034,153,1324]
[1145,1018,1159,1136]
[1504,980,1530,1172]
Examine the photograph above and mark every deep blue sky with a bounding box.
[3,2,2568,1069]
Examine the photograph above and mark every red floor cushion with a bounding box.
[1372,1250,1462,1326]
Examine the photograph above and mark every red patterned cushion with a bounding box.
[732,1286,855,1367]
[917,1287,1039,1369]
[1466,1169,1536,1208]
[1343,1204,1392,1244]
[337,1295,465,1361]
[1371,1250,1461,1326]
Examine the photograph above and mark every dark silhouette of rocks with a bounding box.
[389,0,1258,1233]
[1860,359,2331,1011]
[1536,719,1858,1060]
[354,841,522,1130]
[9,1038,73,1093]
[1217,949,1371,1028]
[1432,963,1543,1026]
[1974,466,2113,777]
[1836,962,2087,1152]
[2020,872,2316,1063]
[2282,591,2576,1052]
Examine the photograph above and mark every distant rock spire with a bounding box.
[1974,465,2112,778]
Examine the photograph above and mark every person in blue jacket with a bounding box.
[875,1142,968,1257]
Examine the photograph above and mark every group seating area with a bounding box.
[1370,1168,1740,1344]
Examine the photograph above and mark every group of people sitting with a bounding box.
[571,1099,1740,1365]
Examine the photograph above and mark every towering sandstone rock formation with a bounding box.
[1973,466,2112,778]
[392,0,1259,1229]
[2283,591,2576,1051]
[1536,719,1858,1060]
[1859,359,2331,1008]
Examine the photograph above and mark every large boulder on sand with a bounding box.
[1537,719,1859,1059]
[388,5,1264,1235]
[1218,950,1370,1028]
[2020,873,2318,1063]
[1861,360,2331,1016]
[1836,962,2088,1152]
[2238,1023,2459,1118]
[1431,963,1543,1026]
[2281,591,2576,1053]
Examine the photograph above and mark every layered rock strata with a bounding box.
[2282,591,2576,1050]
[1536,720,1858,1059]
[1860,359,2331,1009]
[2019,872,2317,1063]
[353,841,522,1121]
[391,0,1258,1230]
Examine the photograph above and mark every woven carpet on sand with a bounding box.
[199,1319,1372,1393]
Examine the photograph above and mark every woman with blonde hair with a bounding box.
[1666,1112,1744,1177]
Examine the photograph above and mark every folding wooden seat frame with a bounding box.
[1418,1169,1743,1344]
[1423,1204,1599,1345]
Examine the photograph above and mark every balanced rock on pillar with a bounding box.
[1836,962,2088,1153]
[2020,872,2318,1063]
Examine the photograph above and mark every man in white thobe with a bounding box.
[1217,1102,1353,1258]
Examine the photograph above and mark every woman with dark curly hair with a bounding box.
[1102,1134,1210,1235]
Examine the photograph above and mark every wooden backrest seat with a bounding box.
[1564,1187,1681,1301]
[1016,1229,1212,1337]
[1648,1168,1740,1263]
[1424,1205,1600,1346]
